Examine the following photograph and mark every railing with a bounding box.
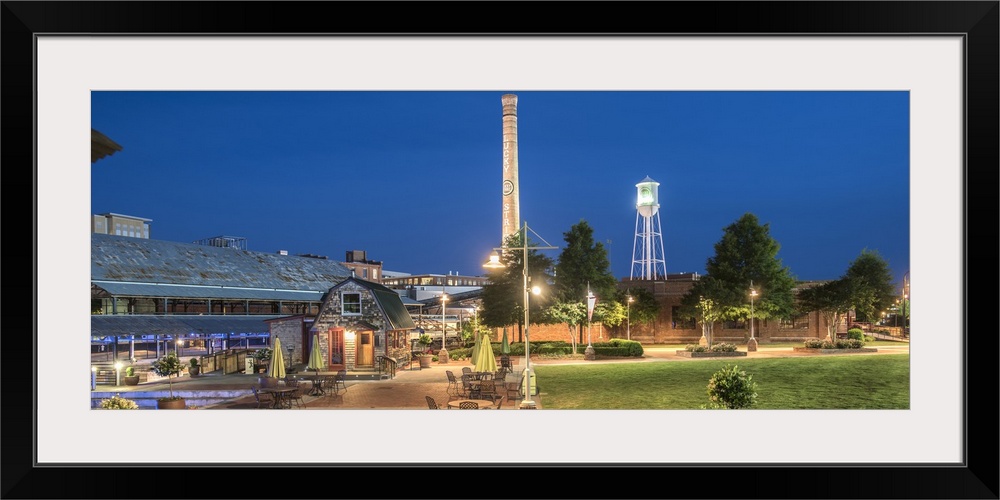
[202,349,249,375]
[375,356,397,379]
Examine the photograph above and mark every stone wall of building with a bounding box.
[269,316,308,367]
[310,281,389,370]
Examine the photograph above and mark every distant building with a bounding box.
[92,213,151,239]
[193,235,248,250]
[382,272,490,301]
[340,250,384,282]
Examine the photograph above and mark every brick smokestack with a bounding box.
[501,93,520,246]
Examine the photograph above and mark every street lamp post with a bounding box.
[483,220,556,409]
[748,282,759,352]
[626,294,633,341]
[439,292,449,363]
[584,284,597,360]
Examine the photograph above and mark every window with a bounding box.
[363,268,368,279]
[780,314,810,329]
[671,307,695,329]
[342,293,361,315]
[724,320,747,329]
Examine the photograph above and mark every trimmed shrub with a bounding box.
[100,394,139,410]
[804,339,825,348]
[847,328,866,342]
[711,343,737,352]
[685,344,708,352]
[706,364,758,409]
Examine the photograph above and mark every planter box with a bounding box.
[675,350,748,358]
[792,347,878,354]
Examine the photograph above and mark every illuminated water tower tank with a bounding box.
[631,176,667,280]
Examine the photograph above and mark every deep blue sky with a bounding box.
[91,91,909,285]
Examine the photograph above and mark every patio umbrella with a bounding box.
[268,337,286,379]
[473,332,497,373]
[306,333,325,374]
[470,330,481,365]
[501,327,511,355]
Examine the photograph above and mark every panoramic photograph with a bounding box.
[89,90,911,412]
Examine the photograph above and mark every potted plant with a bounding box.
[99,393,139,410]
[417,334,434,368]
[188,357,201,377]
[252,347,272,374]
[252,347,279,387]
[122,365,140,386]
[150,353,186,409]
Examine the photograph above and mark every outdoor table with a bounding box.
[447,399,495,409]
[260,387,297,409]
[298,375,325,396]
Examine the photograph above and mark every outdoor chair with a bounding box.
[505,374,523,401]
[286,385,305,408]
[445,370,464,400]
[461,374,476,399]
[491,396,504,409]
[334,370,348,392]
[477,379,499,403]
[461,367,472,376]
[500,355,512,370]
[425,395,441,409]
[250,385,272,409]
[458,401,479,410]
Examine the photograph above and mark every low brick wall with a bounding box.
[792,347,878,354]
[675,350,748,358]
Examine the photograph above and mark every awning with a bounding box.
[92,281,325,302]
[91,315,282,338]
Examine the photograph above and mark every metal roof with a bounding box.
[91,315,280,338]
[372,289,416,330]
[92,281,325,302]
[92,233,351,290]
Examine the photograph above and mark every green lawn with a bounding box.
[533,354,909,409]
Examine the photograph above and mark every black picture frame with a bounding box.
[4,2,996,498]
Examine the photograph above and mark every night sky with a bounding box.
[91,90,909,284]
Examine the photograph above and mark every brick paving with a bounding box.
[100,344,910,410]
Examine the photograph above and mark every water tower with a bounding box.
[631,176,667,280]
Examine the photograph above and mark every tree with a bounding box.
[623,287,659,327]
[542,300,586,354]
[681,213,797,337]
[150,353,183,400]
[554,220,618,304]
[554,220,619,344]
[843,249,897,326]
[479,230,555,343]
[797,279,852,341]
[697,295,723,347]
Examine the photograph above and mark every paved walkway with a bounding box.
[97,343,909,410]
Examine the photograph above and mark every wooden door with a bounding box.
[357,332,373,367]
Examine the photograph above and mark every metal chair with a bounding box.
[425,395,441,409]
[461,367,473,376]
[284,382,305,408]
[334,369,348,392]
[458,401,479,410]
[477,379,499,403]
[505,374,524,401]
[445,370,464,400]
[492,396,504,409]
[250,385,272,409]
[500,355,512,370]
